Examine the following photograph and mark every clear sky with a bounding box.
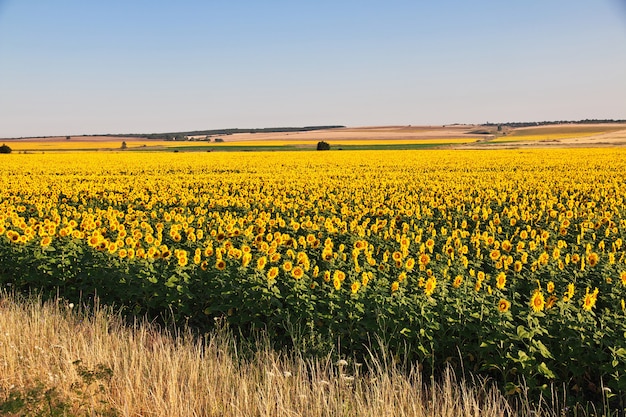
[1,0,625,137]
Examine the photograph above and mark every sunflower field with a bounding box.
[1,149,626,403]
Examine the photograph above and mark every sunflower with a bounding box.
[108,242,118,254]
[587,253,599,267]
[333,277,342,290]
[334,270,346,282]
[405,258,415,270]
[530,290,545,312]
[545,295,558,310]
[496,272,506,289]
[354,240,366,250]
[88,235,100,247]
[418,253,430,266]
[424,277,437,296]
[498,299,511,313]
[546,281,555,294]
[351,281,360,294]
[361,272,370,287]
[257,256,267,270]
[391,281,399,292]
[453,275,463,288]
[215,259,226,271]
[291,266,304,280]
[267,266,279,280]
[40,236,52,247]
[582,287,599,311]
[620,271,626,286]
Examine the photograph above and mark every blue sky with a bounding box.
[1,0,625,137]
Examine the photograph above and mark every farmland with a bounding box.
[3,123,626,152]
[2,147,626,413]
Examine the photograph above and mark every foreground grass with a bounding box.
[0,293,609,416]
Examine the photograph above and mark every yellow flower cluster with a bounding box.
[1,148,626,315]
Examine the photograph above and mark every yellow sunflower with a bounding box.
[424,277,437,296]
[498,299,511,313]
[291,266,304,280]
[496,272,506,290]
[453,275,463,288]
[582,287,599,311]
[530,290,545,312]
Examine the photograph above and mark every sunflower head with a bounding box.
[530,290,545,312]
[498,299,511,313]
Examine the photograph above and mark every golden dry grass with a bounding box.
[0,293,561,417]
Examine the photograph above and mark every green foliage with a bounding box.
[316,141,330,150]
[0,143,12,154]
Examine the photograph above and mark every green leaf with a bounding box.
[537,362,555,379]
[614,348,626,358]
[505,382,521,396]
[516,325,531,340]
[165,276,178,288]
[532,340,553,359]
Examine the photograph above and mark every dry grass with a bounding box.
[0,293,571,416]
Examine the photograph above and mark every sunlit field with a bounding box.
[491,132,604,143]
[2,148,626,414]
[4,137,477,152]
[490,124,626,143]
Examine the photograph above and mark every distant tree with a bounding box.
[0,143,12,154]
[214,138,224,143]
[316,141,330,150]
[121,141,127,150]
[66,136,71,140]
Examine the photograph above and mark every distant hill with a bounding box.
[483,119,626,128]
[102,126,345,141]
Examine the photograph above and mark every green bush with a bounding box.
[316,141,330,150]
